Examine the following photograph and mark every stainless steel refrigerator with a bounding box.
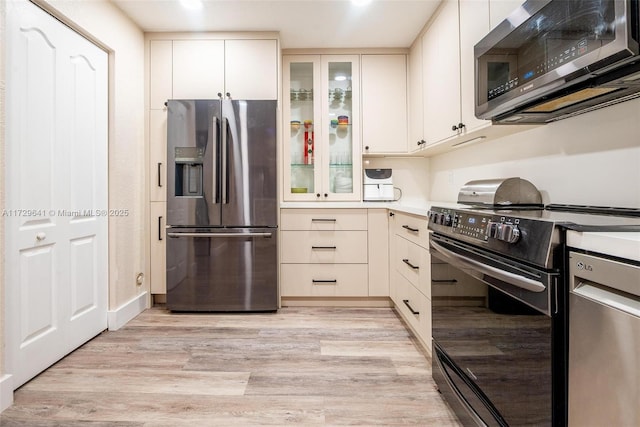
[165,99,278,311]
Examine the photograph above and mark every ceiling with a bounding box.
[110,0,442,49]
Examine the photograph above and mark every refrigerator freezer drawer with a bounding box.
[166,228,278,311]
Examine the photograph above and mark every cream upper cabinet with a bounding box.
[459,0,491,135]
[361,54,408,154]
[172,39,277,100]
[421,0,461,145]
[172,40,225,99]
[149,40,172,109]
[225,39,278,100]
[414,0,533,152]
[489,0,526,30]
[421,0,490,145]
[408,38,425,152]
[283,54,362,201]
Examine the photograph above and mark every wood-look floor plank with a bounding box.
[320,340,425,359]
[4,392,326,426]
[1,307,460,426]
[21,368,250,396]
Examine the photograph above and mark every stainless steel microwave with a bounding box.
[475,0,640,123]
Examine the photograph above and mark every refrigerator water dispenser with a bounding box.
[174,146,205,197]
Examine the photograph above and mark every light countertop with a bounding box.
[279,199,435,217]
[567,231,640,262]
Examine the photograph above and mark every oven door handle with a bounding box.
[430,240,546,293]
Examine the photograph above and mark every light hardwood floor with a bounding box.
[1,306,461,426]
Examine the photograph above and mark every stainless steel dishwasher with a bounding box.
[568,251,640,427]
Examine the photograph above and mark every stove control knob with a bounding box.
[432,212,441,224]
[500,223,520,243]
[443,214,452,226]
[487,221,500,238]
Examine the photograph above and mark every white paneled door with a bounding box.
[5,0,108,389]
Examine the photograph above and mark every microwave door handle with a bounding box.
[430,240,546,293]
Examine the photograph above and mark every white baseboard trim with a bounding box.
[107,291,149,331]
[0,374,13,413]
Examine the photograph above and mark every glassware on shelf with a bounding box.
[290,89,313,101]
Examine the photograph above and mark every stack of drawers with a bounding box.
[280,209,369,296]
[390,211,432,351]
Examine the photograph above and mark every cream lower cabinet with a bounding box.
[149,202,166,294]
[389,211,431,353]
[280,208,389,300]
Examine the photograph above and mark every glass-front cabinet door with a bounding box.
[283,54,361,201]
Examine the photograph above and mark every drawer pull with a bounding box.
[402,259,419,270]
[311,218,337,222]
[312,279,337,284]
[312,246,337,250]
[432,279,458,284]
[402,299,419,315]
[402,225,419,233]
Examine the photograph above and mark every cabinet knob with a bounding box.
[452,122,466,131]
[226,92,231,99]
[365,145,369,151]
[324,193,328,198]
[36,232,46,241]
[217,92,223,99]
[317,193,321,198]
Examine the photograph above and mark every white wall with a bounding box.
[429,98,640,208]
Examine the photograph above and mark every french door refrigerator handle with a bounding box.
[430,239,546,293]
[221,116,229,204]
[167,232,273,238]
[212,116,220,203]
